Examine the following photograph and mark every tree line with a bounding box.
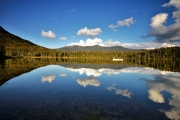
[0,45,180,60]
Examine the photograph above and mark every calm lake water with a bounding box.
[0,63,180,120]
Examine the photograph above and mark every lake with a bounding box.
[0,59,180,120]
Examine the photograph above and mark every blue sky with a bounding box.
[1,0,180,49]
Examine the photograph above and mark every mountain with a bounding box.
[58,45,139,52]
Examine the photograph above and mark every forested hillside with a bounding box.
[0,26,60,57]
[0,26,36,46]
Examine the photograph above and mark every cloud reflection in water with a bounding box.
[60,73,66,77]
[76,78,101,87]
[41,75,56,83]
[67,66,180,119]
[141,73,180,120]
[67,67,180,77]
[107,84,132,98]
[68,68,102,77]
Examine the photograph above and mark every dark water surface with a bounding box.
[0,63,180,120]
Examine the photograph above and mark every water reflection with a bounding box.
[68,66,180,119]
[41,74,56,83]
[67,67,179,77]
[76,78,101,87]
[68,68,102,77]
[0,62,180,119]
[122,67,179,76]
[148,88,165,103]
[107,84,132,98]
[60,73,66,77]
[141,73,180,120]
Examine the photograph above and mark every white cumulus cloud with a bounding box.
[108,17,135,31]
[104,39,121,46]
[150,13,168,28]
[77,27,102,37]
[121,42,178,49]
[117,17,134,27]
[68,38,180,49]
[68,38,104,46]
[144,0,180,42]
[162,0,180,8]
[60,37,67,40]
[41,30,56,39]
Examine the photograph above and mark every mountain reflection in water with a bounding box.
[0,62,180,120]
